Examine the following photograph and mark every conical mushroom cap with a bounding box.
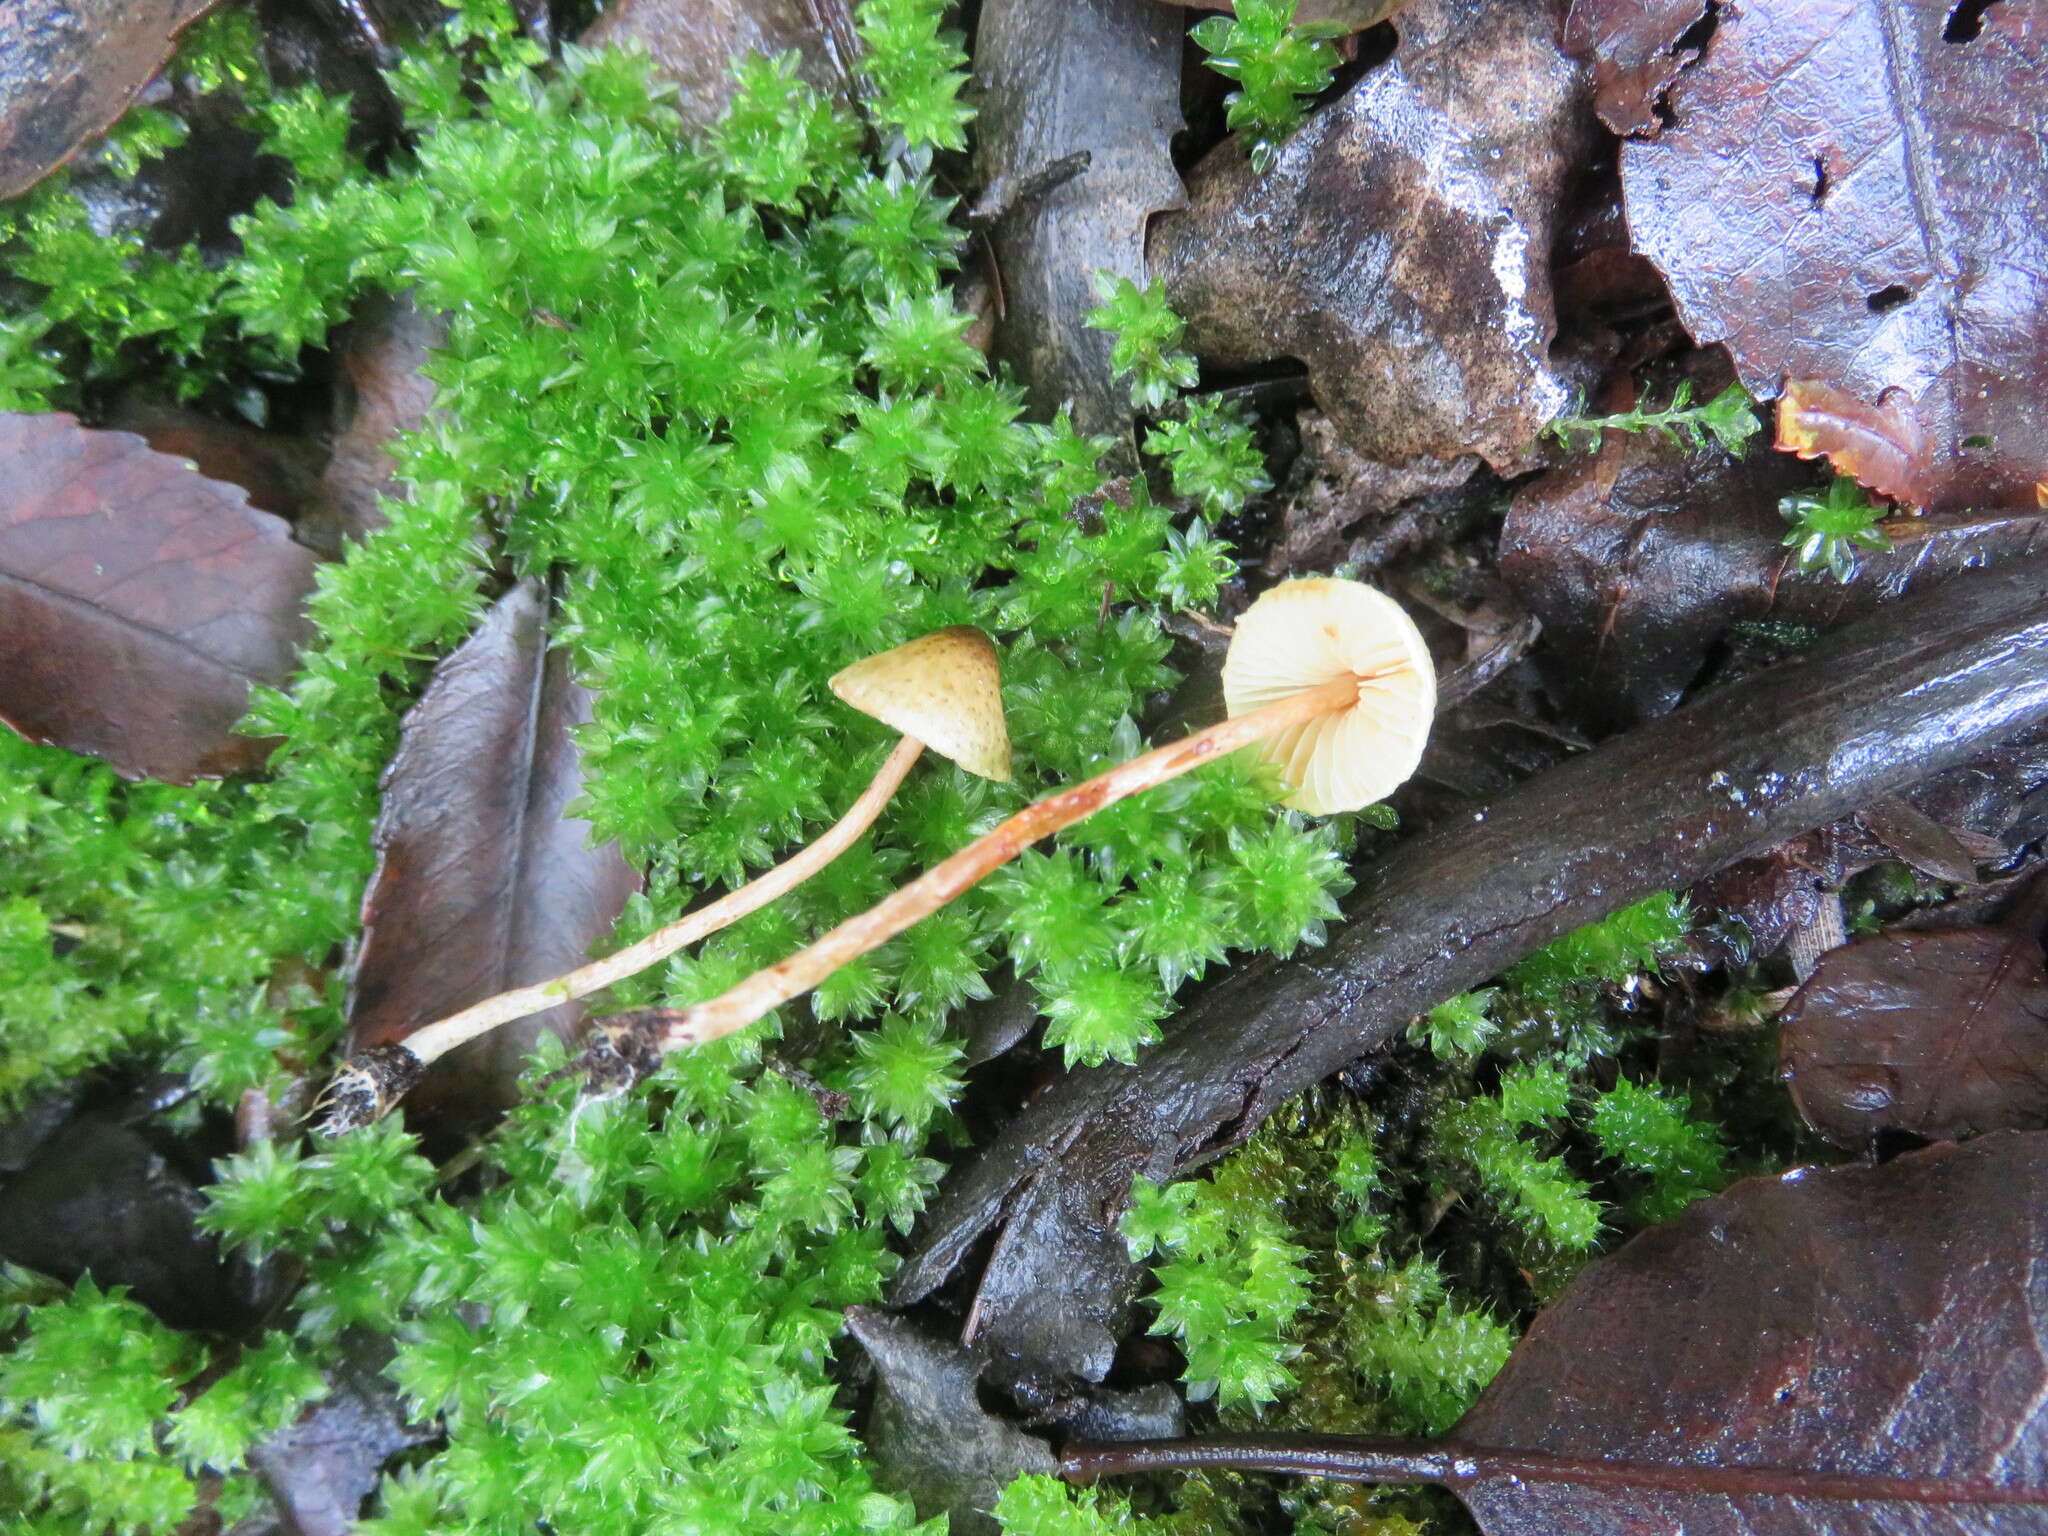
[831,626,1012,782]
[1221,577,1435,815]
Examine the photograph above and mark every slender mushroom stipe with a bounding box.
[587,578,1435,1084]
[319,627,1010,1131]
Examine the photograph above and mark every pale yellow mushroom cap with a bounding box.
[830,626,1012,782]
[1221,577,1435,815]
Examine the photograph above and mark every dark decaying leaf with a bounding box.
[0,1104,268,1333]
[1588,0,2048,511]
[244,1339,436,1536]
[1779,880,2048,1146]
[1069,1134,2048,1534]
[345,581,641,1124]
[896,559,2048,1399]
[0,0,218,198]
[102,396,322,520]
[846,1307,1057,1536]
[1692,824,1876,965]
[1500,421,2048,730]
[975,0,1185,439]
[584,0,860,128]
[296,289,446,559]
[1694,761,2048,967]
[1266,411,1479,578]
[1149,0,1586,470]
[0,411,319,783]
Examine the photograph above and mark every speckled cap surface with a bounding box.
[830,626,1012,782]
[1221,578,1435,815]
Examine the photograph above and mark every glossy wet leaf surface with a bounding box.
[0,0,218,198]
[1451,1133,2048,1533]
[1150,0,1585,471]
[1501,418,2048,729]
[1584,0,2048,510]
[1780,884,2048,1146]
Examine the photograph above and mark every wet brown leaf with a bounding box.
[976,0,1185,440]
[345,581,641,1125]
[0,411,318,782]
[102,396,322,520]
[1266,411,1478,578]
[1775,377,1934,509]
[1780,882,2048,1147]
[0,0,218,198]
[1455,1133,2048,1532]
[1563,0,1706,137]
[1500,420,2048,729]
[583,0,859,128]
[1149,0,1586,470]
[1592,0,2048,511]
[1069,1133,2048,1533]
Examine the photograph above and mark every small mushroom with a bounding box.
[1222,577,1435,816]
[321,627,1010,1129]
[580,577,1436,1084]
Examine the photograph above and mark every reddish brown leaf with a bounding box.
[1149,0,1588,470]
[1592,0,2048,511]
[1780,883,2048,1146]
[346,580,641,1124]
[102,395,323,519]
[583,0,859,128]
[1564,0,1706,137]
[1070,1134,2048,1533]
[0,411,318,783]
[0,0,219,198]
[1776,377,1934,508]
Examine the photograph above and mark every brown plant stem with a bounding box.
[393,733,928,1073]
[643,674,1364,1058]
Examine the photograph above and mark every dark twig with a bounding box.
[892,556,2048,1390]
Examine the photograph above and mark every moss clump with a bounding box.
[1083,895,1746,1536]
[1,1,1376,1529]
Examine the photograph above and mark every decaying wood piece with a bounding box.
[893,555,2048,1396]
[974,0,1184,440]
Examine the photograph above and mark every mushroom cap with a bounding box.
[830,626,1012,782]
[1221,577,1435,815]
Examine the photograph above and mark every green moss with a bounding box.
[1780,475,1891,581]
[1105,892,1746,1536]
[1189,0,1344,175]
[0,2,1395,1528]
[1543,380,1760,457]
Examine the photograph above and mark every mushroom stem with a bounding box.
[647,673,1363,1058]
[394,733,928,1074]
